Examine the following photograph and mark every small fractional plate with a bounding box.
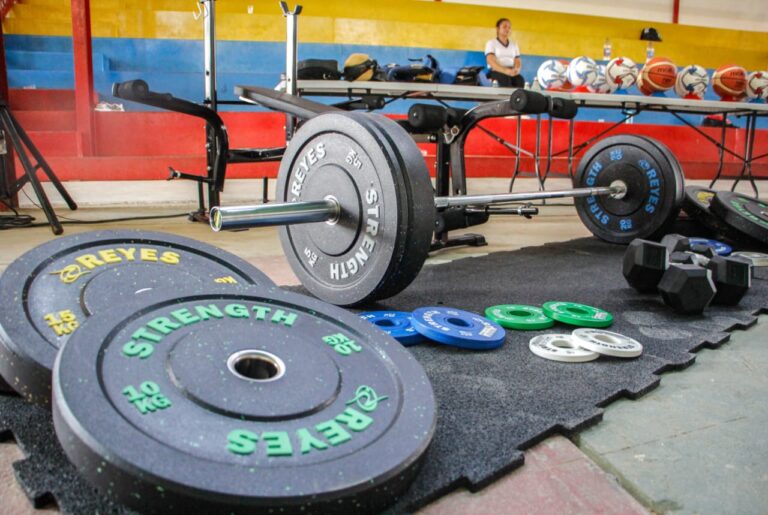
[410,306,506,350]
[358,311,424,346]
[731,251,768,267]
[571,328,643,358]
[573,135,684,244]
[529,334,600,363]
[276,111,435,306]
[688,237,732,256]
[541,301,614,328]
[0,230,275,405]
[484,304,555,331]
[710,191,768,245]
[52,287,436,514]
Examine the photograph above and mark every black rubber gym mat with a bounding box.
[1,237,766,514]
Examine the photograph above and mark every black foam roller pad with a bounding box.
[408,104,448,131]
[509,89,549,114]
[549,97,578,119]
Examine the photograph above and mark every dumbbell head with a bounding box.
[660,233,691,253]
[623,239,669,293]
[705,255,752,305]
[657,263,717,314]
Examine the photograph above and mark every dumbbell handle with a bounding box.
[210,184,623,231]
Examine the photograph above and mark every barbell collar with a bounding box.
[210,198,339,231]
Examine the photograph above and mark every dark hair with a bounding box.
[495,18,510,29]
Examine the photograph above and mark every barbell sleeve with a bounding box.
[210,199,339,231]
[209,184,625,231]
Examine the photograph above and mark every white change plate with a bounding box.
[731,251,768,267]
[529,334,600,363]
[572,328,643,358]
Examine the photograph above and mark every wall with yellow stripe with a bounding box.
[5,0,768,70]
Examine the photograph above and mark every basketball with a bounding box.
[587,64,618,94]
[567,56,598,87]
[745,71,768,100]
[712,64,747,100]
[605,57,638,90]
[674,64,709,100]
[640,57,677,92]
[635,73,656,96]
[536,59,568,90]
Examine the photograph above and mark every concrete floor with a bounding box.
[0,178,766,514]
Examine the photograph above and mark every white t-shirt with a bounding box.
[484,38,520,68]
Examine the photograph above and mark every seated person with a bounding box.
[485,18,525,88]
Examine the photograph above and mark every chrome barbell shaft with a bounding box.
[209,184,624,231]
[210,198,339,232]
[432,185,620,209]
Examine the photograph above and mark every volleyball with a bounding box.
[605,57,638,90]
[587,64,618,94]
[673,64,709,99]
[536,59,568,90]
[567,56,598,87]
[745,71,768,100]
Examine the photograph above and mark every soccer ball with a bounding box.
[567,56,598,87]
[605,57,638,90]
[746,71,768,100]
[587,64,618,94]
[537,59,568,90]
[674,64,709,99]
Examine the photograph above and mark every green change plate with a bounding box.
[485,304,555,330]
[541,301,614,328]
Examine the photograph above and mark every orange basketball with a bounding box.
[712,64,747,100]
[640,57,677,92]
[636,73,656,96]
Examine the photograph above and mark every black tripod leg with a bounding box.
[7,109,77,211]
[0,109,63,234]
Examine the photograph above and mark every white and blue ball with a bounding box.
[605,56,638,90]
[536,59,568,90]
[674,64,709,99]
[587,64,618,94]
[746,71,768,100]
[567,56,598,87]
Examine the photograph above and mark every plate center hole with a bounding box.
[228,350,285,382]
[566,306,589,315]
[447,317,471,327]
[376,319,396,327]
[595,334,617,343]
[552,339,575,349]
[509,310,532,318]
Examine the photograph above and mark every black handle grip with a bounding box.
[112,80,173,103]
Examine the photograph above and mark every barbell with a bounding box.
[210,107,683,306]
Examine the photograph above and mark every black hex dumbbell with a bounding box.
[623,238,717,314]
[670,252,752,305]
[657,264,716,314]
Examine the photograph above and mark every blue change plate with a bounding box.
[689,237,733,256]
[410,306,506,350]
[358,311,424,346]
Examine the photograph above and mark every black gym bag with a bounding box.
[297,59,342,80]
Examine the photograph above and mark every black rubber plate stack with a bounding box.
[574,135,684,244]
[276,111,435,306]
[52,287,436,514]
[0,230,275,404]
[711,191,768,246]
[681,185,742,242]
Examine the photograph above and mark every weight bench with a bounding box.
[112,81,288,221]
